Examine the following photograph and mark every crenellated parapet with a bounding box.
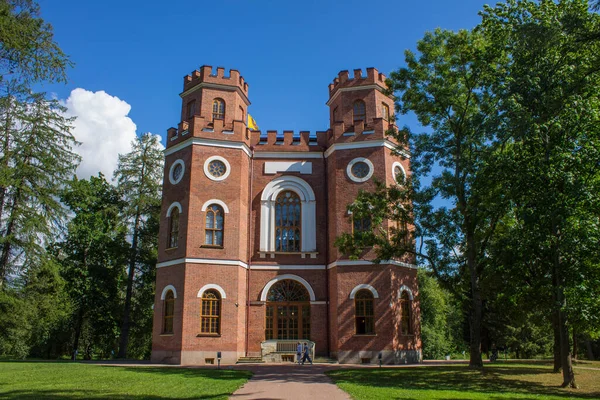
[250,130,328,151]
[166,114,251,148]
[328,67,387,97]
[183,65,249,95]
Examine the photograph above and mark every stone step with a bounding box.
[313,357,339,364]
[236,357,265,364]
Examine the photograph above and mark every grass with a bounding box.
[326,361,600,400]
[0,361,252,399]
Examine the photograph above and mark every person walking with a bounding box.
[301,342,312,365]
[296,342,302,364]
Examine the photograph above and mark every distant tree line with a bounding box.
[337,0,600,389]
[0,0,163,360]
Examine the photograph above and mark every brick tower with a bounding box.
[151,66,421,365]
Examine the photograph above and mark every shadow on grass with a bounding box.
[326,365,600,399]
[0,389,231,400]
[113,366,253,381]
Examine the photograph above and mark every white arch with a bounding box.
[260,274,316,302]
[160,284,177,300]
[200,199,230,213]
[166,202,182,217]
[260,176,316,253]
[349,284,379,299]
[398,285,414,300]
[197,284,227,299]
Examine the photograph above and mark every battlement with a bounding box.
[183,65,249,95]
[328,67,387,96]
[250,130,328,150]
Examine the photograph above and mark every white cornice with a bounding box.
[326,84,386,106]
[250,264,326,270]
[165,138,252,157]
[326,259,417,270]
[180,82,251,106]
[253,151,324,159]
[324,139,410,159]
[157,258,248,269]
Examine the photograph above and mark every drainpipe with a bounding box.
[324,148,330,357]
[245,146,254,356]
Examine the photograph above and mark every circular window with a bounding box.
[203,156,231,181]
[347,158,374,183]
[169,159,185,185]
[392,162,406,184]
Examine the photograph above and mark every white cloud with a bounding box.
[62,88,139,180]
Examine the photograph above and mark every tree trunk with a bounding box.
[0,187,20,285]
[72,305,85,360]
[466,231,483,369]
[573,328,577,361]
[585,339,595,361]
[117,211,141,358]
[553,310,562,372]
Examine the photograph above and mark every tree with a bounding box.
[479,0,600,387]
[114,133,163,358]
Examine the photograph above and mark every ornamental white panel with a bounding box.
[264,161,312,175]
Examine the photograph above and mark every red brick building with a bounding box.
[151,66,421,365]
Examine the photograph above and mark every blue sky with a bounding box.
[37,0,487,176]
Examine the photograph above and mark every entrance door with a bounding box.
[265,280,311,340]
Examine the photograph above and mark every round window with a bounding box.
[203,156,231,181]
[347,158,374,183]
[168,159,185,185]
[208,160,227,178]
[392,162,406,184]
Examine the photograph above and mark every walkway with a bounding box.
[229,364,351,400]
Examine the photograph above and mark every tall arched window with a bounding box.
[353,216,372,233]
[212,98,225,120]
[382,103,390,121]
[200,290,221,334]
[163,290,175,334]
[205,204,224,247]
[355,289,374,334]
[186,100,196,119]
[400,290,412,334]
[169,208,179,248]
[353,100,366,123]
[275,191,301,252]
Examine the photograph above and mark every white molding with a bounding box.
[250,264,326,270]
[324,139,410,159]
[197,284,227,299]
[392,161,406,183]
[160,285,177,300]
[254,151,323,159]
[260,176,316,253]
[326,84,385,106]
[168,159,185,185]
[166,202,182,217]
[327,259,417,270]
[260,274,316,302]
[165,138,252,158]
[310,301,327,305]
[204,156,231,181]
[179,81,251,106]
[347,157,374,183]
[264,161,312,175]
[349,284,379,299]
[200,199,230,213]
[156,258,248,269]
[398,285,414,301]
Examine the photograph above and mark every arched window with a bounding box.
[400,290,412,334]
[353,216,372,233]
[163,290,175,334]
[275,191,301,252]
[169,208,179,248]
[200,290,221,334]
[355,289,374,334]
[382,103,390,121]
[205,204,224,247]
[186,100,196,119]
[353,100,366,123]
[239,106,245,123]
[212,98,225,120]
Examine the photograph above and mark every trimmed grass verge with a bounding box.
[326,362,600,399]
[0,361,252,399]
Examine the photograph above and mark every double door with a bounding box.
[265,302,310,340]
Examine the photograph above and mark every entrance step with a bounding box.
[236,357,265,364]
[313,357,339,364]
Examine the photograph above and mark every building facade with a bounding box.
[151,66,421,365]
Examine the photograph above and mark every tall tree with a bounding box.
[114,133,163,358]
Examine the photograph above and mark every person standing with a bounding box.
[296,342,302,364]
[301,342,312,365]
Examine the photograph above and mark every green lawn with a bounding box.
[0,361,252,399]
[327,362,600,400]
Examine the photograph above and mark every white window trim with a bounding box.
[197,284,227,299]
[347,157,374,183]
[200,199,230,213]
[260,176,316,253]
[349,284,379,299]
[166,202,182,217]
[204,156,231,181]
[398,285,414,300]
[392,161,406,183]
[169,159,185,185]
[161,285,177,300]
[260,274,316,302]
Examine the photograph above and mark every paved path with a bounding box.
[229,364,351,400]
